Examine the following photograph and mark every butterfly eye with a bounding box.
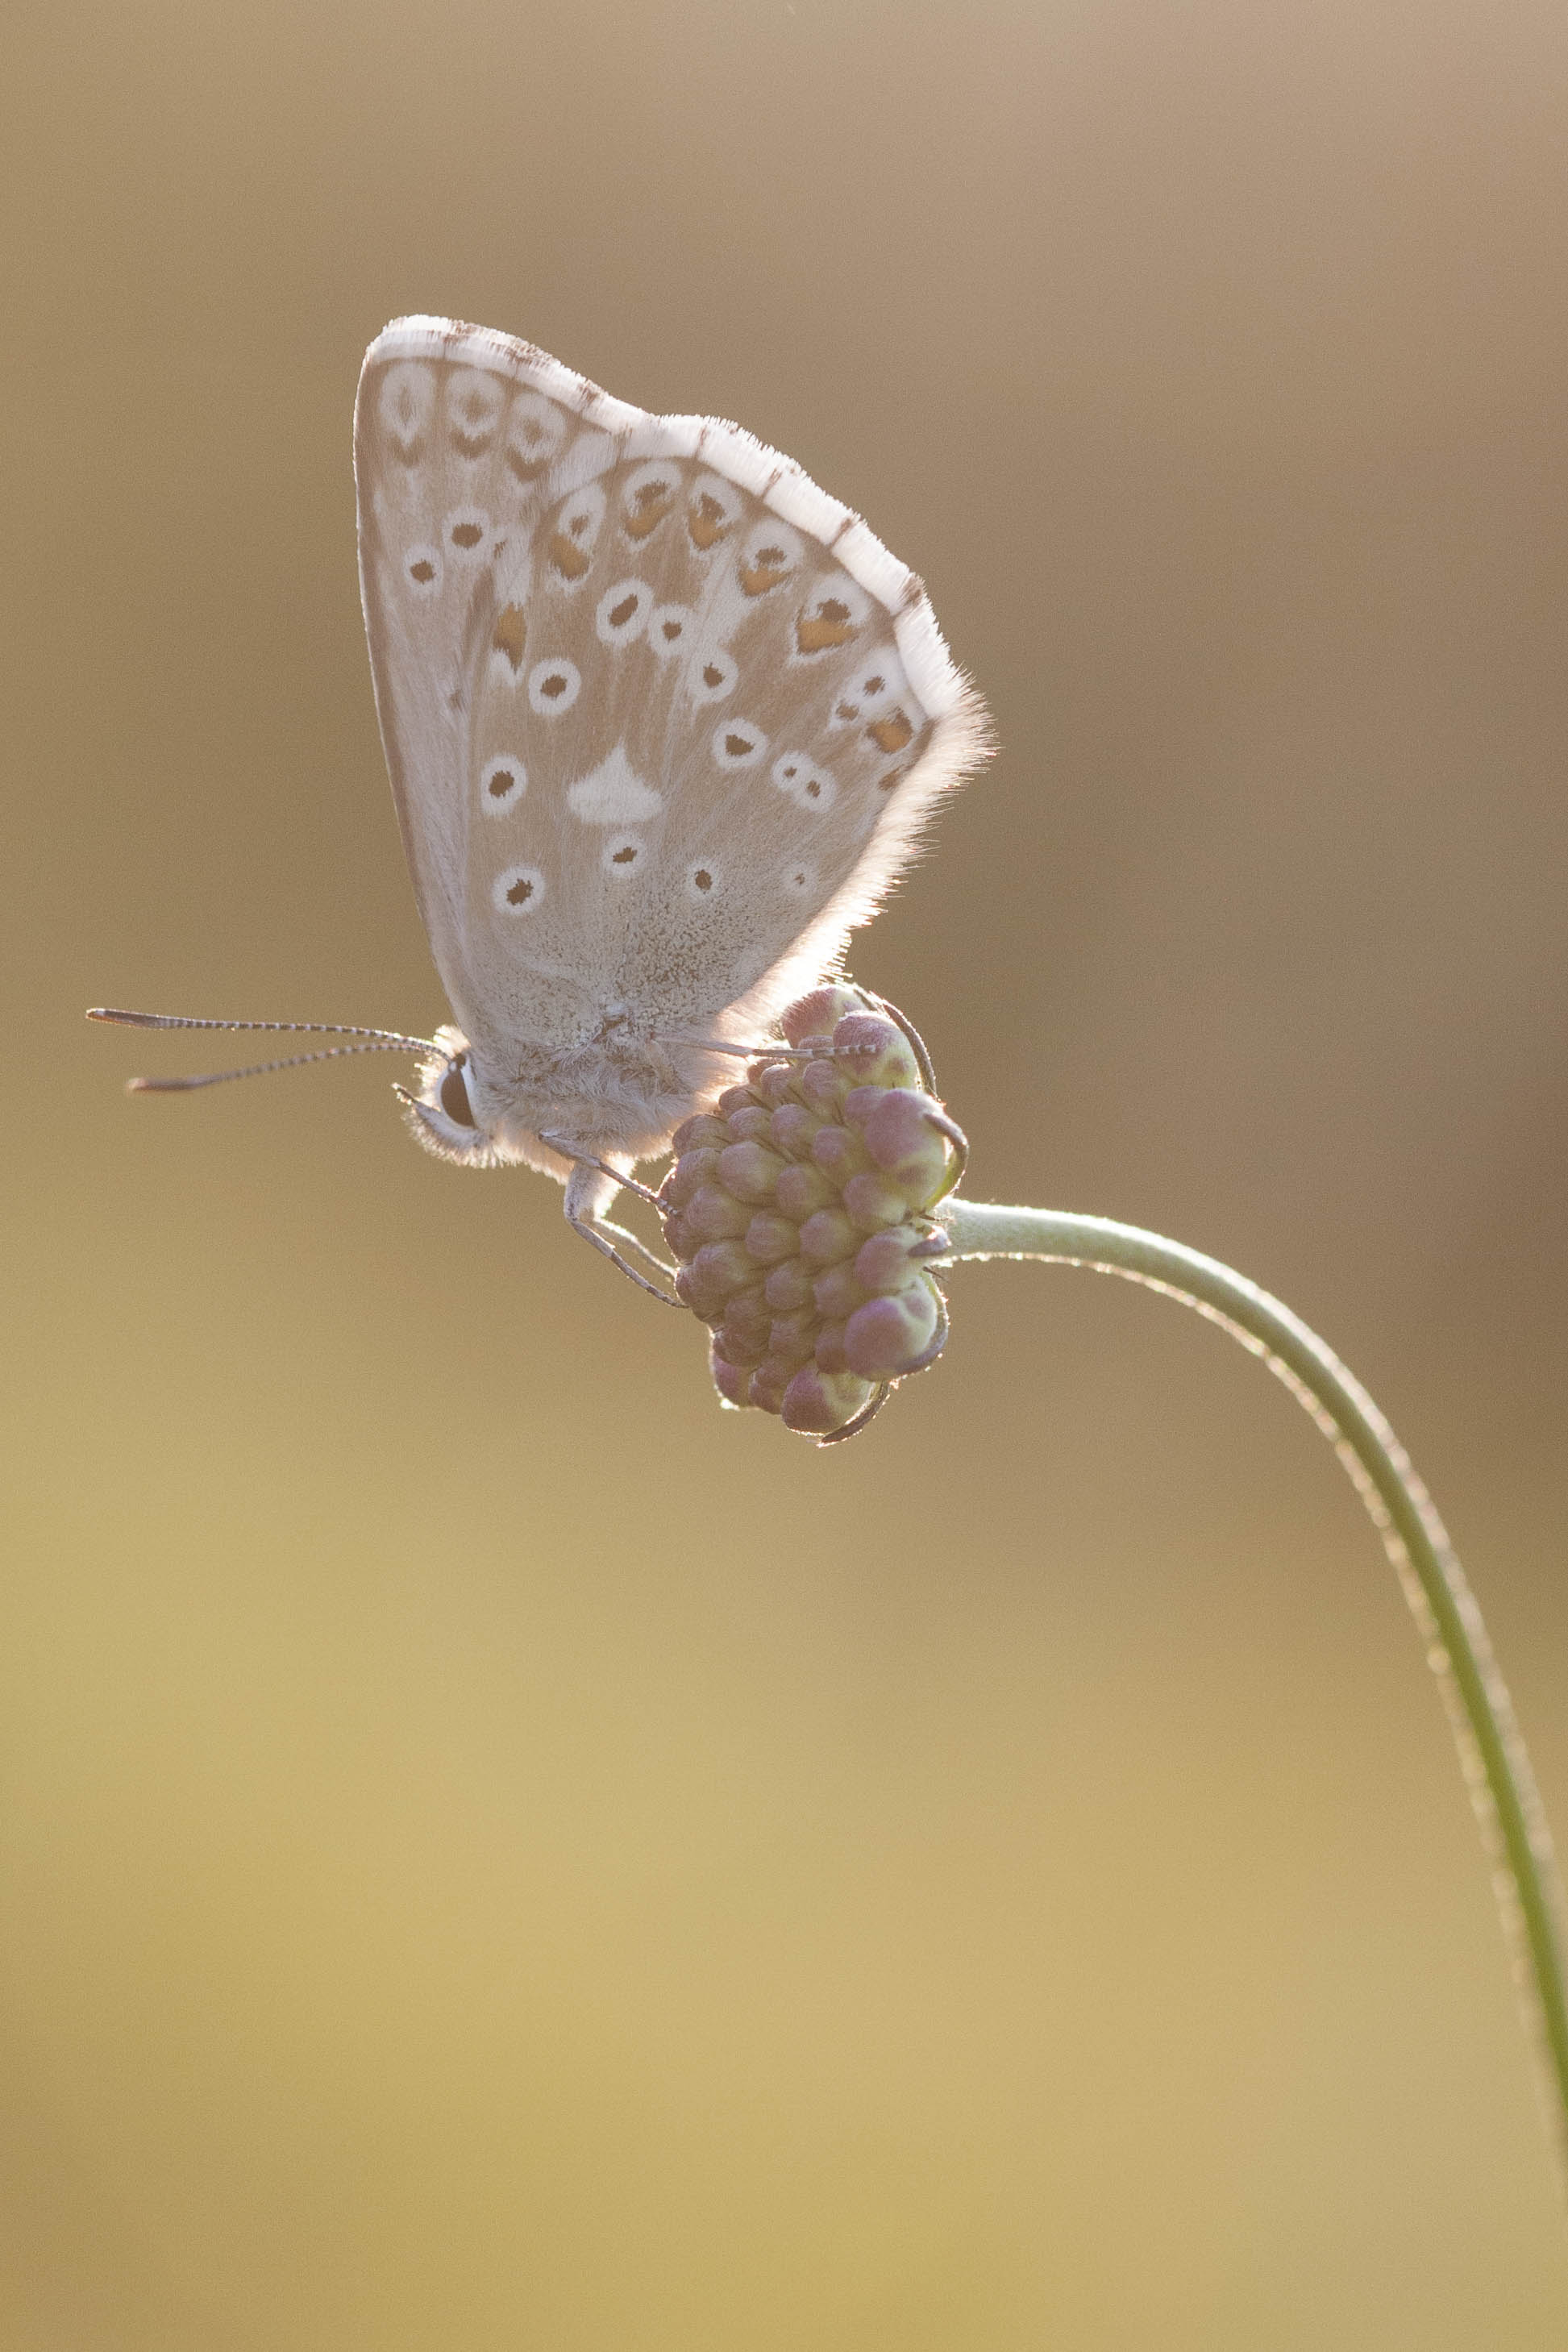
[439,1059,476,1127]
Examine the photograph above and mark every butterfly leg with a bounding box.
[559,1157,683,1306]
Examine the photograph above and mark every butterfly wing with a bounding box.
[355,317,988,1062]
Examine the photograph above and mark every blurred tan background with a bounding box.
[5,1,1568,2343]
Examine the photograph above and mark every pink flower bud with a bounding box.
[717,1084,759,1115]
[724,1104,774,1145]
[752,1062,797,1108]
[747,1355,794,1413]
[859,1089,951,1206]
[838,1085,882,1129]
[830,1014,922,1091]
[811,1261,865,1320]
[684,1183,752,1243]
[709,1345,753,1408]
[763,1258,816,1313]
[797,1207,859,1267]
[769,1103,818,1160]
[853,1225,931,1294]
[843,1277,943,1380]
[676,1239,757,1320]
[774,1162,834,1220]
[671,1112,730,1152]
[664,1146,721,1208]
[717,1140,785,1205]
[798,1059,847,1117]
[767,1309,819,1369]
[809,1124,867,1184]
[813,1321,851,1373]
[841,1170,909,1234]
[742,1212,800,1265]
[780,1365,877,1435]
[781,985,864,1047]
[719,1286,772,1367]
[663,1209,696,1262]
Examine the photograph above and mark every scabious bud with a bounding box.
[655,987,965,1441]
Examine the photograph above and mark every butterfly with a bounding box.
[93,317,988,1297]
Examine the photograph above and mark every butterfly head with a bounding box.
[397,1026,510,1165]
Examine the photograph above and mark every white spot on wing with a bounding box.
[493,864,546,914]
[712,721,767,770]
[602,832,645,876]
[527,658,581,714]
[443,506,491,561]
[379,361,435,455]
[595,578,652,645]
[689,648,738,704]
[772,751,837,811]
[647,603,692,658]
[567,744,663,826]
[480,756,526,813]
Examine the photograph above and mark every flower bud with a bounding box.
[830,1013,922,1091]
[782,985,864,1047]
[838,1085,882,1129]
[724,1104,774,1145]
[742,1211,800,1265]
[767,1309,819,1369]
[717,1140,785,1204]
[763,1258,816,1313]
[663,1146,721,1208]
[842,1277,943,1380]
[661,1209,694,1262]
[813,1320,850,1374]
[809,1123,867,1184]
[841,1170,909,1234]
[854,1225,934,1294]
[774,1162,834,1221]
[769,1103,818,1160]
[780,1364,876,1435]
[709,1344,753,1408]
[859,1089,951,1206]
[719,1285,772,1367]
[747,1355,795,1413]
[684,1183,752,1243]
[798,1059,847,1117]
[752,1062,798,1109]
[676,1239,757,1319]
[811,1261,865,1320]
[671,1112,730,1152]
[797,1207,859,1267]
[717,1084,759,1115]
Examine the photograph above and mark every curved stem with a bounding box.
[942,1198,1568,2188]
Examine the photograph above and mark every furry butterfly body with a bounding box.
[355,317,987,1198]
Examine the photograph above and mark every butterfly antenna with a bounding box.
[85,1009,439,1093]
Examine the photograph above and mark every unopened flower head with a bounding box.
[658,986,964,1442]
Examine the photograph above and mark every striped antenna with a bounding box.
[86,1008,439,1094]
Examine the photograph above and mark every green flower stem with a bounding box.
[941,1198,1568,2185]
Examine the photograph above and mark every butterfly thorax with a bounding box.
[404,1016,728,1175]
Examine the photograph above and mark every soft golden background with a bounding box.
[6,2,1567,2343]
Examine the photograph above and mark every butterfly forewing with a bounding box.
[355,318,985,1064]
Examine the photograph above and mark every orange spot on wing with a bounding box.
[867,710,914,755]
[740,544,790,597]
[548,532,591,580]
[493,605,527,668]
[796,599,856,653]
[625,484,675,538]
[688,493,730,549]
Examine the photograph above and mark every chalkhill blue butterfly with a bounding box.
[94,318,988,1311]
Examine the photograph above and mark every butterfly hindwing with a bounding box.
[355,318,986,1059]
